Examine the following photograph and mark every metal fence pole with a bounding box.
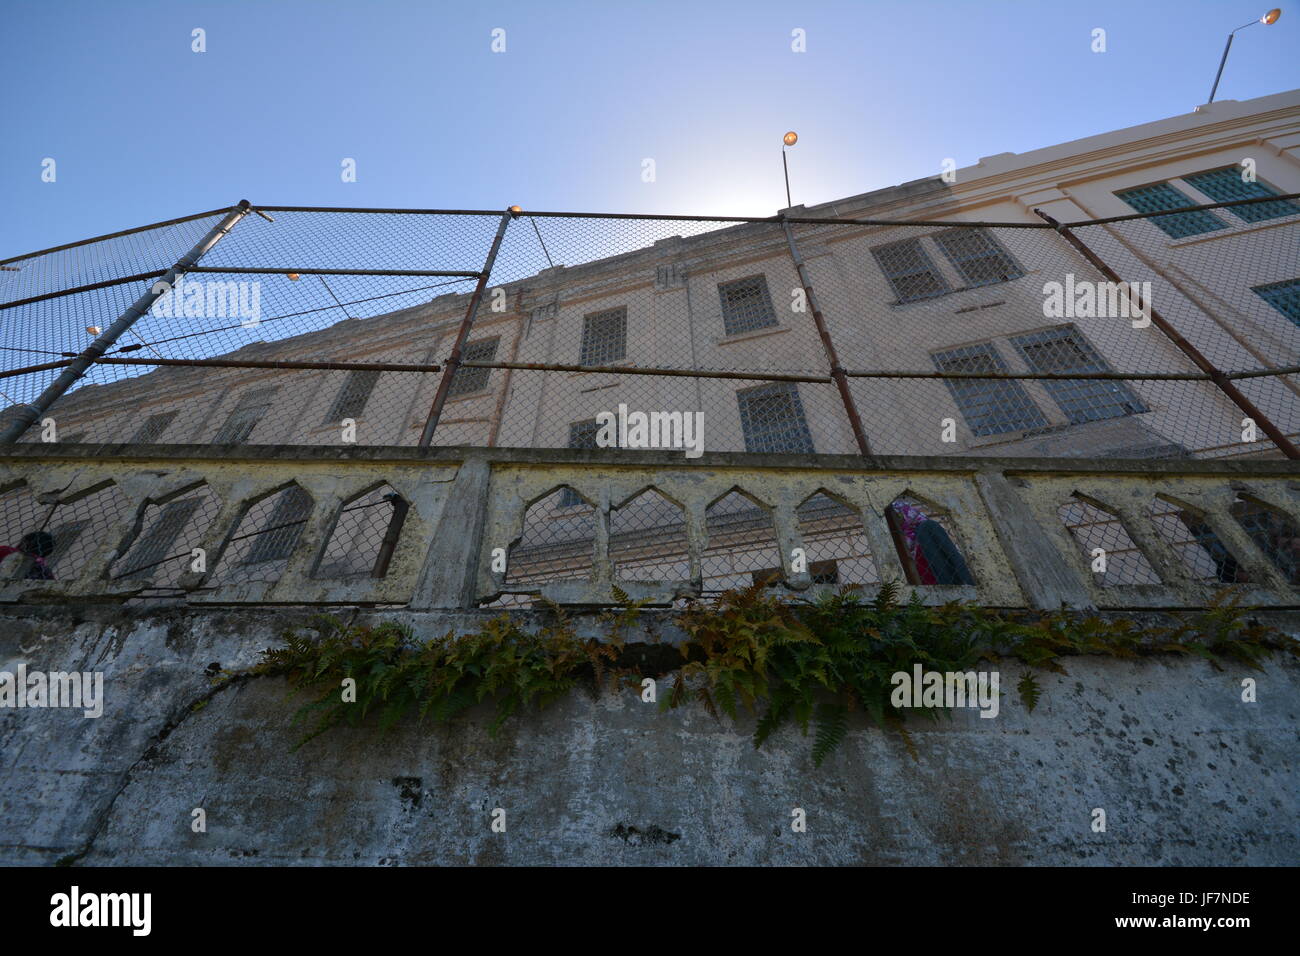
[1034,209,1299,460]
[418,207,515,448]
[0,200,253,446]
[780,218,872,455]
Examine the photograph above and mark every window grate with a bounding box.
[932,344,1047,436]
[1012,326,1146,424]
[718,275,778,335]
[131,412,177,444]
[579,308,627,366]
[1183,168,1299,223]
[213,387,278,444]
[1115,183,1225,238]
[244,485,313,565]
[871,237,949,303]
[119,497,202,577]
[736,382,815,454]
[1252,278,1300,327]
[447,337,499,397]
[325,369,381,422]
[933,228,1023,287]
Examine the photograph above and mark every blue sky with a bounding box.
[2,0,1296,258]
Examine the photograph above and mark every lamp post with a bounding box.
[782,131,798,209]
[1208,9,1281,104]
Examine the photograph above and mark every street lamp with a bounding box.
[782,131,798,209]
[1208,9,1281,104]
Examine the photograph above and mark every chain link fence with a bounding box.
[1,195,1297,461]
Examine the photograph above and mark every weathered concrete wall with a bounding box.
[2,605,1297,866]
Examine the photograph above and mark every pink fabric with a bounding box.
[891,501,937,584]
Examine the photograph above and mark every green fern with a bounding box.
[1017,671,1041,713]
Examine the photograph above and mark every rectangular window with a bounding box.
[325,369,381,422]
[447,338,500,398]
[131,412,176,444]
[718,276,778,335]
[933,228,1024,287]
[1011,327,1147,424]
[932,344,1047,437]
[1115,183,1225,238]
[871,237,950,303]
[1253,278,1300,326]
[213,387,277,444]
[245,486,313,564]
[121,498,202,577]
[736,382,815,454]
[1183,167,1299,223]
[579,308,627,366]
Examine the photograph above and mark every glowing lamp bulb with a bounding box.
[86,325,101,335]
[1263,8,1281,23]
[509,205,522,213]
[287,273,300,281]
[783,131,798,146]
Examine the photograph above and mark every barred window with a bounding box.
[718,276,777,335]
[325,369,381,422]
[933,228,1023,287]
[932,344,1047,437]
[1115,183,1225,238]
[213,387,277,444]
[120,498,202,577]
[1252,278,1300,327]
[579,308,627,365]
[448,337,499,397]
[131,412,176,444]
[245,486,313,564]
[1183,168,1299,223]
[871,237,949,303]
[736,382,814,454]
[1011,327,1146,424]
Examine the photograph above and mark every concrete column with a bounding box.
[974,471,1095,610]
[409,457,493,609]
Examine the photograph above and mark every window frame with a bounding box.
[735,381,815,454]
[1010,325,1148,425]
[931,342,1048,438]
[578,307,628,366]
[870,237,951,304]
[718,275,779,336]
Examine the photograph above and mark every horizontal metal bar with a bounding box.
[79,357,1298,383]
[98,357,443,373]
[457,361,833,383]
[844,365,1300,382]
[0,359,74,379]
[1062,191,1300,227]
[0,206,240,266]
[246,204,1055,228]
[0,271,168,311]
[187,267,482,278]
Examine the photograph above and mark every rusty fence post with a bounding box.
[418,207,516,449]
[1034,208,1299,460]
[780,217,872,456]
